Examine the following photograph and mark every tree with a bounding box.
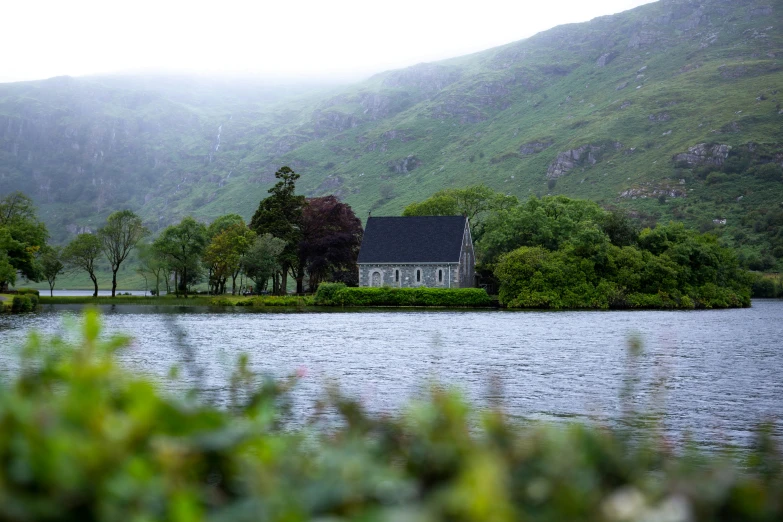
[242,234,286,293]
[403,185,518,241]
[250,166,305,294]
[0,192,48,291]
[153,217,208,298]
[136,243,168,297]
[62,233,103,297]
[98,210,147,297]
[38,246,65,297]
[204,223,256,295]
[299,196,363,291]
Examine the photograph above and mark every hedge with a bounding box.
[314,283,492,307]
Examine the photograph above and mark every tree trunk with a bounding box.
[174,271,179,297]
[111,268,118,297]
[183,267,188,298]
[280,267,288,296]
[90,272,98,297]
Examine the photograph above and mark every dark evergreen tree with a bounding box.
[250,167,305,294]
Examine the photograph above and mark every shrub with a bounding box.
[313,282,347,305]
[10,295,34,313]
[315,285,491,307]
[14,288,40,296]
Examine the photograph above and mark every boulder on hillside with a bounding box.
[387,155,421,174]
[672,143,731,167]
[519,140,553,155]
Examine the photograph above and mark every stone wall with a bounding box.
[359,264,472,288]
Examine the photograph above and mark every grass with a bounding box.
[39,295,219,306]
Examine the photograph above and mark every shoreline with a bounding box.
[34,294,766,311]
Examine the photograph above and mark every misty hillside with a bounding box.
[1,0,782,269]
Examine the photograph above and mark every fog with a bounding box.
[3,0,657,84]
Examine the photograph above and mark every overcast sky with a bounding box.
[2,0,657,84]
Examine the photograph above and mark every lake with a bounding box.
[2,300,782,451]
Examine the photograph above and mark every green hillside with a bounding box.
[1,0,782,269]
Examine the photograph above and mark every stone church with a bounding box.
[357,215,475,288]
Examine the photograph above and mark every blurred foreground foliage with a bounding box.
[1,310,781,522]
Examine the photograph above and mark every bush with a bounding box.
[10,295,34,313]
[313,282,347,305]
[0,310,781,521]
[14,288,40,296]
[314,284,492,307]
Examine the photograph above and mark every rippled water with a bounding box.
[2,301,782,450]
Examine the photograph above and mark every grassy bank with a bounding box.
[39,295,218,306]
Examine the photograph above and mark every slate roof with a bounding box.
[357,216,468,264]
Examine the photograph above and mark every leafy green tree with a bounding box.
[153,217,208,298]
[242,233,286,293]
[135,243,168,297]
[98,210,147,297]
[403,184,518,241]
[38,245,65,297]
[0,248,15,289]
[600,208,640,247]
[62,233,103,297]
[403,195,459,218]
[207,214,246,238]
[204,223,256,295]
[250,166,305,294]
[479,195,607,266]
[0,192,48,291]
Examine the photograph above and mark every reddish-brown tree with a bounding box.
[297,196,363,293]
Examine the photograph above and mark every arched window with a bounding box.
[438,269,443,283]
[371,271,381,287]
[416,269,421,283]
[395,269,399,283]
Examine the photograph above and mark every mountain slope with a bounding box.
[1,0,782,268]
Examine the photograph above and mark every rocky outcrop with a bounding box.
[595,52,616,67]
[672,143,731,167]
[387,155,421,174]
[519,140,553,155]
[619,182,687,200]
[547,143,619,179]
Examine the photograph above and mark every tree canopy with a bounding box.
[62,233,103,297]
[299,195,363,291]
[153,217,208,298]
[0,192,48,290]
[250,166,306,294]
[403,185,517,241]
[98,210,147,297]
